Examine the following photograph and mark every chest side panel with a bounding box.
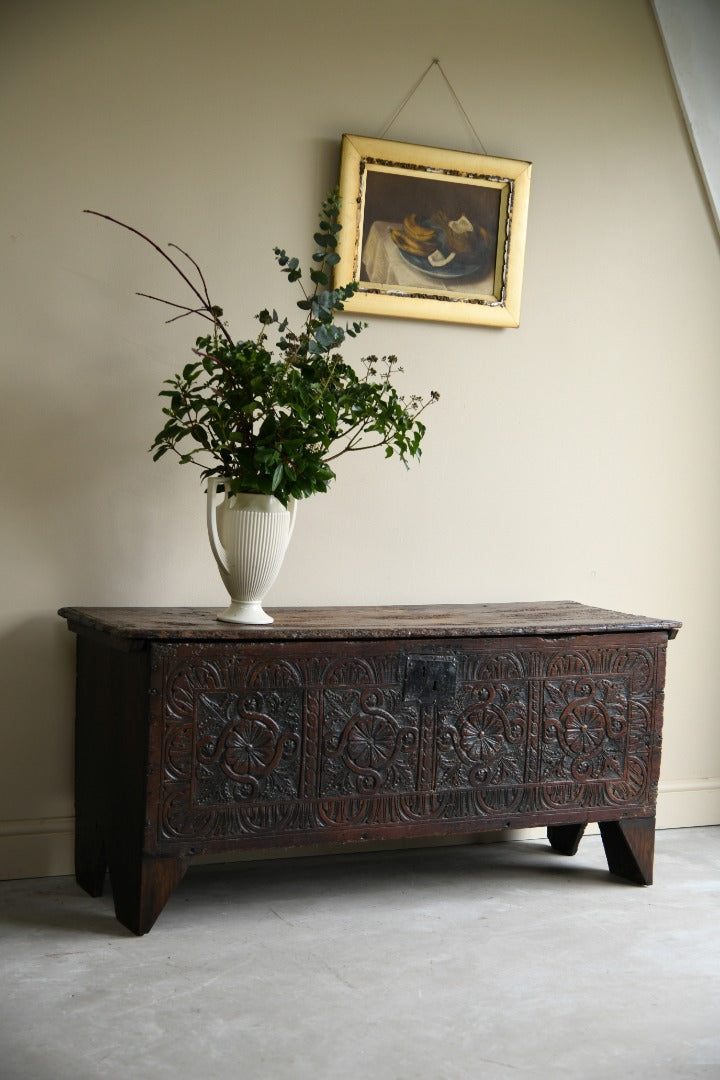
[146,633,666,853]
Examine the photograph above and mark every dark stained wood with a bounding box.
[547,823,586,856]
[62,604,679,933]
[112,856,188,936]
[74,636,108,896]
[599,816,656,885]
[74,634,154,926]
[59,602,681,644]
[75,816,106,897]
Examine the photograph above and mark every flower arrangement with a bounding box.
[85,190,438,506]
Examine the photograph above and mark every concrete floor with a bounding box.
[1,827,719,1080]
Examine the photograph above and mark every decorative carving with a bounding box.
[157,640,662,843]
[165,724,194,781]
[541,677,628,784]
[247,659,303,688]
[162,786,214,839]
[166,658,228,719]
[470,652,528,681]
[65,605,676,934]
[546,652,592,677]
[321,688,419,795]
[437,682,528,789]
[324,657,377,686]
[196,695,298,798]
[195,690,300,803]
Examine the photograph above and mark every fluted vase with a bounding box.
[206,478,296,624]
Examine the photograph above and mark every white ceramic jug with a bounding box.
[207,478,297,624]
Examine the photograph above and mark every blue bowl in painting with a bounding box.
[391,212,493,281]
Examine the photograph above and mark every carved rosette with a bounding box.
[157,641,660,843]
[159,651,303,841]
[541,677,628,783]
[537,647,655,810]
[321,689,419,795]
[437,682,528,791]
[195,692,300,801]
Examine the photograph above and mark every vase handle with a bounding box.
[206,477,230,575]
[288,497,298,542]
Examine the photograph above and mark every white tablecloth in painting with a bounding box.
[361,221,495,296]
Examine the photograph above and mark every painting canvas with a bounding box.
[335,134,531,327]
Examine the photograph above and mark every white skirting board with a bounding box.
[0,780,718,881]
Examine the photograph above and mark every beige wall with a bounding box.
[1,0,719,878]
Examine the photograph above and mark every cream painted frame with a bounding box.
[336,134,531,328]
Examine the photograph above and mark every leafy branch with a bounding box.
[85,190,438,506]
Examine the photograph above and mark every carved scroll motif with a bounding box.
[321,688,420,796]
[437,682,528,790]
[157,642,660,843]
[536,647,655,810]
[541,678,629,782]
[194,690,301,804]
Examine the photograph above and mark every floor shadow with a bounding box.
[0,876,132,938]
[0,838,622,936]
[173,838,616,909]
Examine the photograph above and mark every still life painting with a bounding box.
[336,134,531,327]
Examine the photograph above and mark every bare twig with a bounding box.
[83,210,233,344]
[136,292,220,328]
[168,242,213,311]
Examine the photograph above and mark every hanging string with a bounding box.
[378,59,437,139]
[378,58,488,155]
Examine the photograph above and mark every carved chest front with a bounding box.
[60,602,680,933]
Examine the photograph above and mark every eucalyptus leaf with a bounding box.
[89,188,438,508]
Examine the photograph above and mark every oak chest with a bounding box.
[60,602,680,934]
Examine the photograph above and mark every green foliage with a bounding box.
[87,190,438,506]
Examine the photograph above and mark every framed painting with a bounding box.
[335,134,531,328]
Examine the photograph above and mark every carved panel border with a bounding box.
[154,639,663,845]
